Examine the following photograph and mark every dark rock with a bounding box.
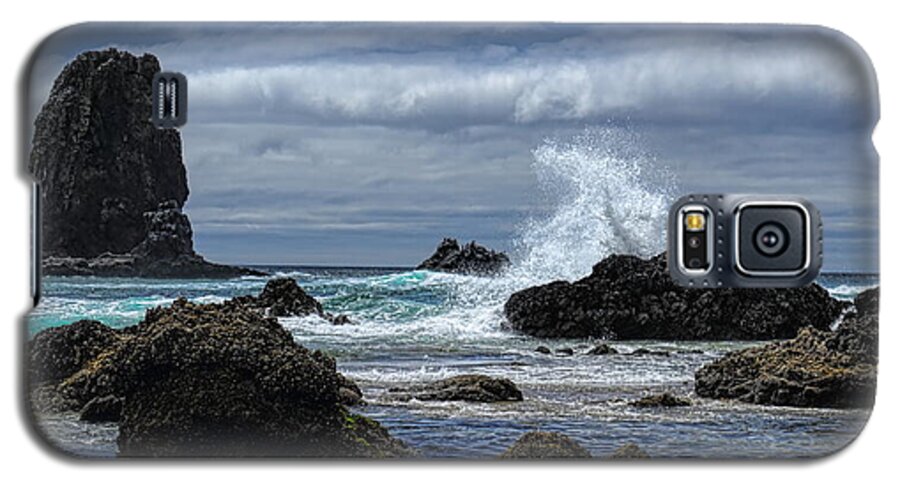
[79,395,123,423]
[416,238,510,275]
[629,393,691,408]
[534,346,552,354]
[232,277,351,324]
[28,320,121,384]
[853,287,879,319]
[609,443,650,459]
[500,431,591,459]
[257,277,325,317]
[586,344,618,355]
[630,348,670,357]
[504,253,846,340]
[48,298,409,457]
[694,288,878,409]
[30,49,258,279]
[394,374,523,403]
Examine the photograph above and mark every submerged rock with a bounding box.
[501,431,592,459]
[629,393,692,408]
[30,297,409,457]
[416,238,510,275]
[393,374,523,403]
[694,288,878,409]
[504,253,846,340]
[609,442,650,459]
[30,49,257,279]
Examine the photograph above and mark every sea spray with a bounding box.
[512,127,675,285]
[435,127,676,328]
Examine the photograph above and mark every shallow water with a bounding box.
[29,268,876,458]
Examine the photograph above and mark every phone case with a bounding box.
[24,23,879,459]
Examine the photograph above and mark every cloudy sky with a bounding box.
[27,23,879,271]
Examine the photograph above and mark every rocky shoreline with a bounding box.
[695,288,878,408]
[28,279,407,457]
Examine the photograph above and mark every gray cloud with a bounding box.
[27,24,879,271]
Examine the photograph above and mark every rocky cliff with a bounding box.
[30,48,257,278]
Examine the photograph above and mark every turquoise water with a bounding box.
[29,269,877,458]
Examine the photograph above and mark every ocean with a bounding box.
[28,268,877,458]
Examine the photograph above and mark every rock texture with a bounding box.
[30,48,257,278]
[232,277,351,324]
[28,288,410,457]
[501,431,591,459]
[391,374,523,403]
[504,253,846,340]
[416,238,510,275]
[28,319,122,384]
[609,443,650,459]
[694,288,878,409]
[629,393,692,408]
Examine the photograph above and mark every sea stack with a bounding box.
[29,49,259,278]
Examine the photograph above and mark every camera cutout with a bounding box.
[668,195,821,288]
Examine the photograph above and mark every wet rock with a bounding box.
[416,238,510,275]
[695,288,878,409]
[30,49,258,279]
[534,346,552,354]
[505,253,846,340]
[79,395,123,423]
[609,442,650,459]
[501,431,591,459]
[555,347,575,356]
[46,298,408,457]
[630,348,670,357]
[394,374,523,402]
[586,344,618,355]
[28,320,122,384]
[233,277,351,324]
[629,393,692,408]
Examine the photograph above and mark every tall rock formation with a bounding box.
[29,49,258,278]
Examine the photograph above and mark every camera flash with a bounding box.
[685,212,706,231]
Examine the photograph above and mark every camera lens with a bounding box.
[687,235,702,249]
[753,223,788,256]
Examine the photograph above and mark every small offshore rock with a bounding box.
[501,431,591,459]
[629,393,692,408]
[416,238,510,275]
[586,344,618,355]
[399,374,523,402]
[534,346,552,354]
[630,348,670,357]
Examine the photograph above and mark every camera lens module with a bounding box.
[753,223,788,256]
[736,203,808,275]
[667,195,821,288]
